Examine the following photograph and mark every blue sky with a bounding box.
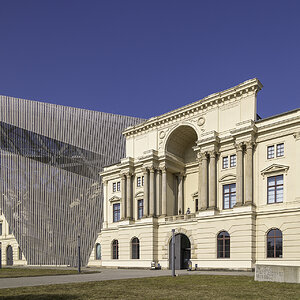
[0,0,299,119]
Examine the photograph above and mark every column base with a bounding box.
[244,201,256,207]
[125,217,132,221]
[234,202,243,207]
[199,207,207,211]
[207,206,218,211]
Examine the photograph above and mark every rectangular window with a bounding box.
[276,143,284,157]
[267,145,275,159]
[137,176,144,187]
[195,199,198,212]
[113,182,120,192]
[222,156,228,169]
[113,203,120,222]
[267,175,283,204]
[9,226,12,234]
[137,199,144,219]
[230,155,236,167]
[0,223,2,236]
[223,184,236,209]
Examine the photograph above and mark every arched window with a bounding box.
[267,229,282,258]
[112,240,119,259]
[131,237,140,259]
[217,231,230,258]
[95,243,101,260]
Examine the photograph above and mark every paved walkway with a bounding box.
[0,268,254,289]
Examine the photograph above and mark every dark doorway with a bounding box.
[169,234,191,269]
[6,245,13,266]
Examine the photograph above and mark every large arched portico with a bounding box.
[165,125,198,163]
[163,125,199,216]
[169,233,191,269]
[6,245,13,266]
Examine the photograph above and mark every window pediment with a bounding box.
[261,164,289,178]
[135,191,144,199]
[219,174,236,182]
[109,195,121,203]
[191,191,198,198]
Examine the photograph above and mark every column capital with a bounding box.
[208,150,218,158]
[235,142,244,152]
[198,151,208,161]
[160,166,167,173]
[125,172,132,178]
[141,167,148,173]
[245,140,255,150]
[177,172,185,179]
[149,166,155,173]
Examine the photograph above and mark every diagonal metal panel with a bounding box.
[0,95,144,265]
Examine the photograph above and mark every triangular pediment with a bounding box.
[219,174,236,182]
[109,195,121,202]
[261,164,289,177]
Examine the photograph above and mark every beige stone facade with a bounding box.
[89,78,300,270]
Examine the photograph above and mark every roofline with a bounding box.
[123,78,263,136]
[0,94,145,120]
[255,108,300,124]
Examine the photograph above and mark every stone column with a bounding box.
[126,172,132,219]
[177,173,184,215]
[161,166,167,216]
[121,174,126,219]
[208,151,217,209]
[245,141,254,205]
[200,153,208,210]
[149,167,155,217]
[103,180,108,225]
[235,143,244,206]
[143,168,149,217]
[156,169,161,216]
[197,153,201,212]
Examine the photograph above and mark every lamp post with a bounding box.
[78,235,81,273]
[171,229,175,277]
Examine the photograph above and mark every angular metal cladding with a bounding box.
[0,95,144,266]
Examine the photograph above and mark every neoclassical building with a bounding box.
[89,78,300,270]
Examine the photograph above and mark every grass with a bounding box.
[1,275,300,299]
[0,268,95,278]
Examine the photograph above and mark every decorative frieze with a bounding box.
[123,78,262,138]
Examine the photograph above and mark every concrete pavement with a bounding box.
[0,268,254,289]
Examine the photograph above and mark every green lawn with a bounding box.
[0,268,94,278]
[1,275,300,299]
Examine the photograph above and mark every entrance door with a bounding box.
[6,245,13,266]
[169,234,191,269]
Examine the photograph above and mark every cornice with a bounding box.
[123,78,262,137]
[256,115,300,133]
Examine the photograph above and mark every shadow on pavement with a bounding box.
[0,294,79,300]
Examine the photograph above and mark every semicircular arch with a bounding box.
[164,123,199,163]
